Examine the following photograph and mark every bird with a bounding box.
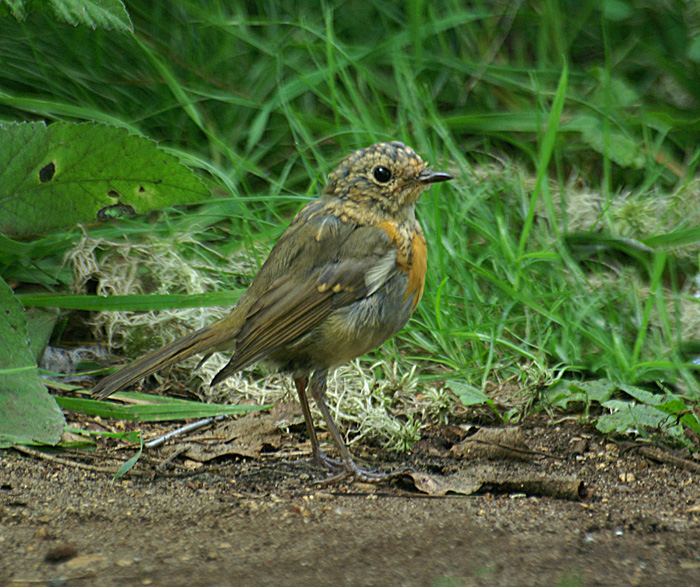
[92,141,453,483]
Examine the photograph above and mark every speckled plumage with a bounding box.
[93,141,452,483]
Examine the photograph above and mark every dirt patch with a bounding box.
[2,417,700,586]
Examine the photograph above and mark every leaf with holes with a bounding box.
[0,121,210,236]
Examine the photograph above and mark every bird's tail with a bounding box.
[92,323,230,399]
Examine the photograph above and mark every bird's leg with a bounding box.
[294,376,343,472]
[307,370,390,484]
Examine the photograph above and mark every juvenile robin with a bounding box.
[93,141,453,483]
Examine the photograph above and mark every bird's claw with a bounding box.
[312,450,345,473]
[312,458,407,486]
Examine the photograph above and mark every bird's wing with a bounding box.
[210,217,400,383]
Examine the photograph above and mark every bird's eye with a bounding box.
[372,166,392,183]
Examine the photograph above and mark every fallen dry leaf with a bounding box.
[180,411,285,462]
[450,427,533,462]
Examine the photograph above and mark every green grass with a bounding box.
[2,0,700,447]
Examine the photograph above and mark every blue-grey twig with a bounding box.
[145,415,226,449]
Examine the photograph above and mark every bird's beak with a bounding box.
[417,169,453,184]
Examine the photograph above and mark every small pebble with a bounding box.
[44,542,78,563]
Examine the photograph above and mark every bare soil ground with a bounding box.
[2,415,700,587]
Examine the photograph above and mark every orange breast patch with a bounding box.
[408,232,427,311]
[377,221,427,312]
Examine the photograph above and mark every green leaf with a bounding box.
[56,393,270,422]
[113,431,143,479]
[597,400,670,434]
[617,382,664,406]
[602,0,634,21]
[0,278,65,448]
[687,36,700,63]
[544,378,616,411]
[643,226,700,249]
[654,395,700,436]
[448,380,492,407]
[569,379,617,403]
[25,307,60,362]
[65,425,140,442]
[2,0,132,30]
[597,399,692,445]
[246,106,272,154]
[580,118,645,169]
[47,0,132,31]
[0,122,210,236]
[518,62,568,257]
[591,74,640,109]
[3,0,27,19]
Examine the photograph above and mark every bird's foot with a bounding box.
[311,449,345,473]
[312,457,407,486]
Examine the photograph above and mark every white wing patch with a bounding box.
[364,249,397,295]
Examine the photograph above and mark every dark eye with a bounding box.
[372,166,392,183]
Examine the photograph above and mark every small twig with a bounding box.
[145,415,226,449]
[471,437,565,461]
[156,445,190,471]
[265,449,310,459]
[13,445,120,474]
[637,445,700,474]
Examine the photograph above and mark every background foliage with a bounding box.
[2,0,700,448]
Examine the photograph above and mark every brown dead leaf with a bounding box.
[268,401,304,428]
[404,470,483,496]
[182,411,284,462]
[450,427,533,462]
[217,411,281,442]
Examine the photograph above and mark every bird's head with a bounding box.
[323,141,452,215]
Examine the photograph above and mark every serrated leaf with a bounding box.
[47,0,132,31]
[0,278,64,447]
[2,0,132,30]
[0,122,210,236]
